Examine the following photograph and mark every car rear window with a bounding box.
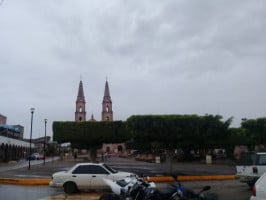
[238,152,256,165]
[257,154,266,165]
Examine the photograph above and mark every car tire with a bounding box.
[63,182,78,194]
[99,193,119,200]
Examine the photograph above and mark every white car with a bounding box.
[250,172,266,200]
[236,152,266,187]
[49,162,136,193]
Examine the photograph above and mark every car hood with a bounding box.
[52,171,68,176]
[115,171,136,177]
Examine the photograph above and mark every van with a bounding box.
[236,152,266,187]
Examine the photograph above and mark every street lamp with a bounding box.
[28,108,35,170]
[43,119,47,165]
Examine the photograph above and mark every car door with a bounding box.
[71,165,94,189]
[88,165,111,188]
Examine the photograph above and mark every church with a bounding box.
[75,79,126,156]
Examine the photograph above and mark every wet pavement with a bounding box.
[0,157,249,200]
[0,156,236,178]
[0,184,61,200]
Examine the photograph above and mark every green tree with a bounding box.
[53,121,130,161]
[126,114,232,156]
[241,118,266,146]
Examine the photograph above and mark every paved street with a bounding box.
[180,180,251,200]
[0,156,252,200]
[0,179,251,200]
[0,156,236,178]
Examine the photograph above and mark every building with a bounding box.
[75,80,86,121]
[0,113,7,124]
[102,80,113,121]
[0,113,28,162]
[75,79,114,122]
[0,114,24,139]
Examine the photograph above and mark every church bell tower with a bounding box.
[75,80,86,121]
[102,80,113,121]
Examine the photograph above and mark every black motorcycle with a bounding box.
[175,185,218,200]
[100,178,218,200]
[100,179,185,200]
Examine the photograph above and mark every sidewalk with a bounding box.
[0,157,73,178]
[0,156,236,185]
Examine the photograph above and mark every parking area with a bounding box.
[44,179,251,200]
[180,179,251,200]
[45,193,100,200]
[0,157,252,199]
[1,179,251,200]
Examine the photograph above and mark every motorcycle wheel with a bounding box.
[99,193,120,200]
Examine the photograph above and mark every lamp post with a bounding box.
[43,119,47,165]
[28,108,35,170]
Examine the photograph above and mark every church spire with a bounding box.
[102,79,113,121]
[104,79,111,99]
[75,80,86,121]
[77,80,85,100]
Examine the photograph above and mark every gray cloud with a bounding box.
[1,0,266,138]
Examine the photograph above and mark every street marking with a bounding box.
[41,193,100,200]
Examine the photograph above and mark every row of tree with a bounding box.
[53,114,266,160]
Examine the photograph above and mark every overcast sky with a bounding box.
[1,0,266,139]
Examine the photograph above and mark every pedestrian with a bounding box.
[74,152,77,161]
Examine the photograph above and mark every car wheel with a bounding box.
[63,182,78,194]
[99,193,120,200]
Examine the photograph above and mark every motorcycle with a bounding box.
[99,176,218,200]
[99,177,182,200]
[175,185,218,200]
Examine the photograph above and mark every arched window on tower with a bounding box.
[79,116,82,121]
[79,106,83,112]
[105,106,109,112]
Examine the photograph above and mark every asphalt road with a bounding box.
[180,179,251,200]
[0,156,236,178]
[105,156,236,176]
[0,179,251,200]
[0,156,250,199]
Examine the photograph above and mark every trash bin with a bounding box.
[155,156,160,163]
[206,155,212,164]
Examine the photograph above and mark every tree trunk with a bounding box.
[88,148,97,162]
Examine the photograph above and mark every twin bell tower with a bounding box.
[75,80,113,122]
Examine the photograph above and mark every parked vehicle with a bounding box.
[49,162,136,194]
[100,176,218,200]
[176,185,218,200]
[236,152,266,187]
[27,153,43,160]
[212,149,226,159]
[100,176,157,200]
[250,172,266,200]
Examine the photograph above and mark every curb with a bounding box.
[177,175,236,181]
[0,175,236,186]
[0,178,51,185]
[145,175,236,182]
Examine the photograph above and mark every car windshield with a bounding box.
[103,164,118,173]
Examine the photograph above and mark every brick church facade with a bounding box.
[75,80,126,156]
